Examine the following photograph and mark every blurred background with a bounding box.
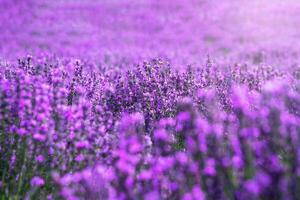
[1,0,300,67]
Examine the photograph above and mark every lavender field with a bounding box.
[1,0,300,199]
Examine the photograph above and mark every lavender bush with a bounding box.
[1,0,300,199]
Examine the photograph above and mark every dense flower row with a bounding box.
[0,55,299,199]
[56,80,300,200]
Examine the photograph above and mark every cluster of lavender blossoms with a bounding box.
[0,55,299,199]
[1,0,300,199]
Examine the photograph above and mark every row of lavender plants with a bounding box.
[0,55,300,199]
